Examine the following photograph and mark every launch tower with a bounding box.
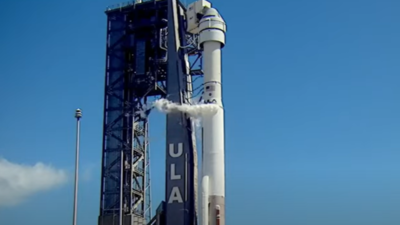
[98,1,226,225]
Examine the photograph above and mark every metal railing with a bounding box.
[105,0,155,11]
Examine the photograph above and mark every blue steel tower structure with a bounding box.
[99,0,203,225]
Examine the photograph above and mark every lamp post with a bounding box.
[72,108,82,225]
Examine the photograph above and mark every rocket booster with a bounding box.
[199,7,226,225]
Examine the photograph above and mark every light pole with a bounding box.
[73,108,82,225]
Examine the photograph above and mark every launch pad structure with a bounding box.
[98,0,226,225]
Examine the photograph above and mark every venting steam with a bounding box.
[153,98,218,117]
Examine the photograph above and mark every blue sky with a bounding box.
[0,0,399,224]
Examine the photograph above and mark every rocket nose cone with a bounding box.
[200,8,225,25]
[204,8,220,17]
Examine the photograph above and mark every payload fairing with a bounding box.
[187,1,227,225]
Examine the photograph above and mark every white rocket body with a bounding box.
[198,7,226,225]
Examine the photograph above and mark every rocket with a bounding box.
[186,1,227,224]
[198,6,226,225]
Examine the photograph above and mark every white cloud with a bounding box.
[0,157,68,207]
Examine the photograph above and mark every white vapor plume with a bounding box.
[0,158,68,207]
[153,98,219,117]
